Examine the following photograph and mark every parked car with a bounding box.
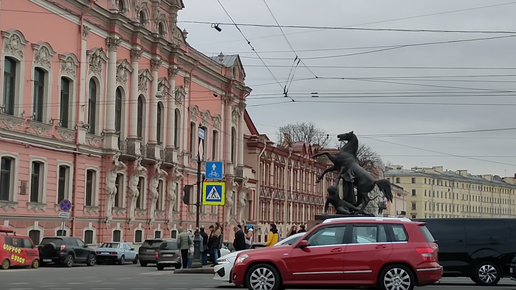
[95,242,138,265]
[38,236,96,267]
[414,218,516,286]
[214,232,306,282]
[231,217,442,290]
[155,239,181,270]
[138,238,173,266]
[0,225,40,270]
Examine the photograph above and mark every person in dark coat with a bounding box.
[200,227,209,265]
[298,224,306,233]
[208,225,222,266]
[233,225,246,251]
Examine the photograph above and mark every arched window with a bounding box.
[115,88,123,133]
[189,122,196,154]
[137,95,144,139]
[3,57,16,115]
[33,68,45,122]
[118,0,125,12]
[88,79,97,134]
[231,127,237,163]
[139,10,146,26]
[174,108,181,148]
[158,22,165,36]
[157,102,164,144]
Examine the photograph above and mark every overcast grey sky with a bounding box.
[178,0,516,177]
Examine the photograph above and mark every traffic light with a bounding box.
[183,185,193,205]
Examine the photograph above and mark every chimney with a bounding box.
[457,170,468,177]
[482,174,493,181]
[218,52,224,63]
[181,28,188,40]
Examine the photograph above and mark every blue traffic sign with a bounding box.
[203,181,225,205]
[206,161,223,180]
[59,199,72,212]
[198,127,205,140]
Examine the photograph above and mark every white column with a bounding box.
[149,57,161,143]
[166,66,178,147]
[226,95,233,163]
[77,25,91,144]
[104,36,119,132]
[182,75,190,152]
[128,47,142,138]
[238,102,245,166]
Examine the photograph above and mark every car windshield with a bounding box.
[100,243,120,248]
[142,240,163,248]
[160,242,178,250]
[275,233,304,246]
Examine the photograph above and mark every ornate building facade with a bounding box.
[0,0,251,245]
[238,113,332,242]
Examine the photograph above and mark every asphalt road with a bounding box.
[1,263,516,290]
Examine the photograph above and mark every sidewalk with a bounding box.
[174,265,214,274]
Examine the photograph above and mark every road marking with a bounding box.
[91,288,115,290]
[66,283,85,285]
[9,283,29,285]
[7,288,33,290]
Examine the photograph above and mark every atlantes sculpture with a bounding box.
[312,131,393,216]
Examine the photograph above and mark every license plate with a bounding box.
[147,249,154,252]
[163,254,173,257]
[101,252,109,255]
[43,259,51,262]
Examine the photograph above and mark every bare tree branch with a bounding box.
[277,122,330,147]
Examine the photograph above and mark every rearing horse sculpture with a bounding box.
[312,131,359,206]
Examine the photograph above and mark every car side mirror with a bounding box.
[83,244,88,248]
[298,240,309,248]
[130,248,135,251]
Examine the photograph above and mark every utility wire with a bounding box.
[214,0,284,93]
[180,21,516,34]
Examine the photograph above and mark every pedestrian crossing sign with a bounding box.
[202,181,226,206]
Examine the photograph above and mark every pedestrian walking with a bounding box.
[176,227,192,269]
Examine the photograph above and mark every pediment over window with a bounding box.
[138,69,153,92]
[32,41,57,70]
[87,48,108,76]
[59,53,79,79]
[1,29,28,59]
[116,59,133,85]
[157,77,170,97]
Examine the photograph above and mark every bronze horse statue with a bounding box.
[333,151,393,212]
[312,131,359,205]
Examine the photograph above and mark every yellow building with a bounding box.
[385,165,516,219]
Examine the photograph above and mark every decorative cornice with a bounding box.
[1,29,28,59]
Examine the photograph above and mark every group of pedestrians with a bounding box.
[175,222,224,269]
[232,223,307,250]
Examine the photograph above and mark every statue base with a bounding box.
[315,213,375,221]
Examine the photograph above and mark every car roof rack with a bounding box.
[322,216,412,224]
[0,225,15,234]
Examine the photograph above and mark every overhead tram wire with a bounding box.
[261,0,319,97]
[182,0,516,46]
[180,21,516,34]
[215,0,286,98]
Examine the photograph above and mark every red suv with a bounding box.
[231,217,442,290]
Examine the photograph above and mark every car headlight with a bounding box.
[217,258,230,264]
[235,254,249,264]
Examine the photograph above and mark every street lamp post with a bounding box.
[191,125,206,268]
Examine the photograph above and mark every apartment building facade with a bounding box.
[385,165,516,219]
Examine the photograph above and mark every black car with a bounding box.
[414,218,516,286]
[138,238,174,266]
[38,237,96,267]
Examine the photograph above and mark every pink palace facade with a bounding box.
[0,0,251,244]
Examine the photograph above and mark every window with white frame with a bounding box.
[154,230,161,238]
[30,161,44,203]
[136,177,145,209]
[88,79,98,134]
[0,156,15,201]
[115,173,124,208]
[33,68,45,122]
[115,87,123,134]
[3,57,17,115]
[28,230,41,245]
[60,77,71,128]
[135,230,143,243]
[85,169,97,206]
[113,230,121,242]
[137,95,145,139]
[84,230,94,244]
[57,165,70,203]
[157,101,164,144]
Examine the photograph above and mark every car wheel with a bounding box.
[157,265,165,271]
[133,255,139,264]
[118,256,125,265]
[379,264,415,290]
[245,263,281,290]
[64,255,74,267]
[1,259,10,270]
[86,254,95,266]
[31,259,39,269]
[473,261,501,286]
[140,261,148,267]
